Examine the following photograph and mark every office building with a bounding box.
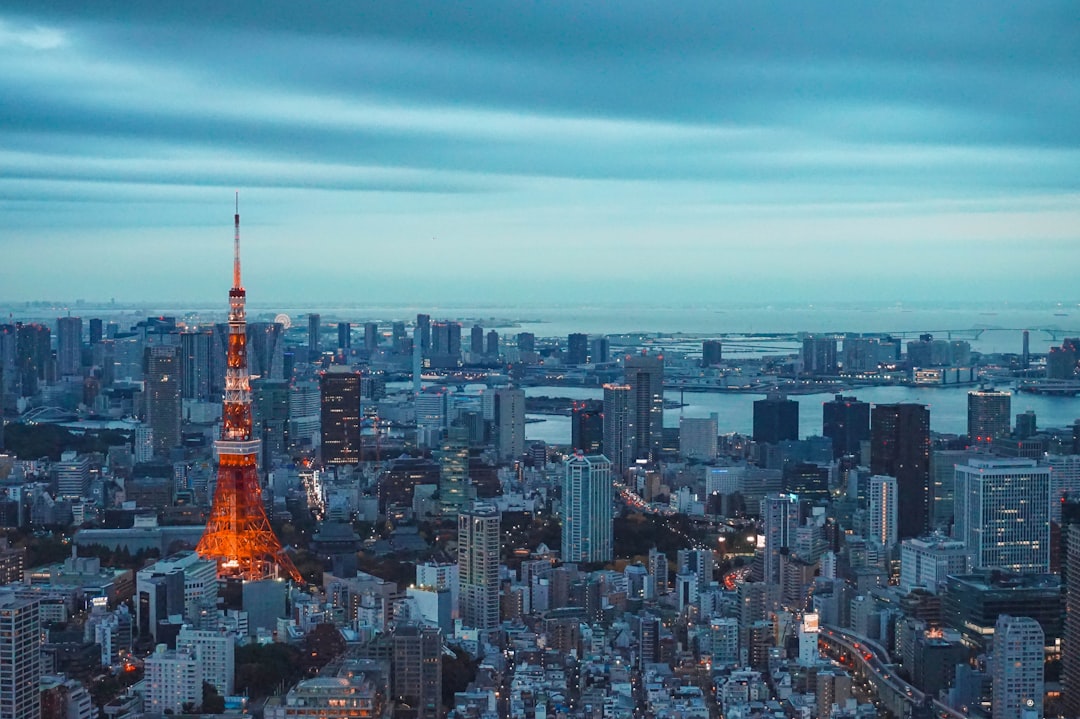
[493,388,525,461]
[392,623,442,719]
[561,454,613,563]
[252,378,290,460]
[968,389,1011,444]
[337,321,350,349]
[679,415,718,461]
[0,591,40,719]
[867,475,898,550]
[516,332,534,353]
[899,535,969,595]
[678,548,714,596]
[954,458,1049,574]
[145,344,182,458]
[590,336,610,364]
[436,428,471,516]
[56,451,91,499]
[761,493,800,585]
[265,672,383,719]
[288,379,321,450]
[415,314,431,353]
[822,395,870,460]
[470,325,484,355]
[624,353,664,461]
[485,330,499,357]
[871,403,931,539]
[992,615,1044,719]
[307,313,321,359]
[458,503,500,629]
[801,335,837,375]
[1046,454,1080,524]
[363,322,378,353]
[88,318,103,346]
[701,340,722,367]
[753,393,799,444]
[602,383,633,473]
[566,333,588,365]
[179,330,214,402]
[247,322,285,380]
[930,448,980,531]
[320,368,362,465]
[943,572,1061,652]
[1064,524,1080,718]
[56,315,83,376]
[571,400,604,454]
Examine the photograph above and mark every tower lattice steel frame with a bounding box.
[196,197,301,582]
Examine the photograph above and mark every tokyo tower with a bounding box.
[196,197,301,582]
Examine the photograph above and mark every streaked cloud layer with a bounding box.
[2,2,1078,302]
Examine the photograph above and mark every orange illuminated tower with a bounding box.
[196,197,301,582]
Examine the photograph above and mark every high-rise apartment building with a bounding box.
[436,428,470,516]
[867,475,898,550]
[144,644,201,714]
[493,388,525,461]
[602,383,633,474]
[56,315,83,377]
[991,615,1044,719]
[364,322,378,353]
[416,314,431,353]
[822,395,870,460]
[954,458,1050,574]
[0,590,40,719]
[145,344,182,458]
[337,322,351,350]
[458,503,500,630]
[624,353,664,462]
[485,330,499,357]
[177,625,234,696]
[753,393,799,444]
[561,454,613,563]
[968,388,1011,444]
[320,368,362,465]
[470,325,485,355]
[871,403,930,539]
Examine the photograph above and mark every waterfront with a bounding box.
[523,384,1080,446]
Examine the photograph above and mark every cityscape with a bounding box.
[3,3,1080,719]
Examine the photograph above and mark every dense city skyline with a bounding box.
[3,2,1079,302]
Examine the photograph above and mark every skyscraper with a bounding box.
[320,368,362,465]
[179,330,214,402]
[493,388,525,461]
[954,458,1050,574]
[392,624,443,719]
[485,329,499,357]
[307,313,321,360]
[363,322,378,353]
[591,337,610,364]
[437,427,470,516]
[801,336,837,375]
[761,493,800,585]
[561,454,613,563]
[416,313,431,354]
[88,318,103,346]
[337,322,350,350]
[992,615,1044,719]
[566,333,588,365]
[470,325,485,355]
[871,403,930,539]
[701,340,722,367]
[867,475,898,550]
[624,353,664,462]
[1064,524,1080,718]
[822,394,870,460]
[571,400,604,454]
[0,590,40,719]
[602,383,633,474]
[458,502,500,629]
[967,388,1011,443]
[145,344,182,458]
[753,393,799,444]
[56,315,82,377]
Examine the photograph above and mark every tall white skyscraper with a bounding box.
[458,502,500,630]
[992,615,1044,719]
[561,454,613,563]
[0,591,40,719]
[954,458,1050,574]
[867,475,898,550]
[493,388,525,461]
[761,493,800,585]
[602,383,633,474]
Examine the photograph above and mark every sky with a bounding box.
[2,2,1079,305]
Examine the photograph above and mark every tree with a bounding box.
[202,681,226,713]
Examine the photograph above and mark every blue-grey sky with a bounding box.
[2,2,1078,304]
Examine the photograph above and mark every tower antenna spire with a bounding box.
[233,191,241,289]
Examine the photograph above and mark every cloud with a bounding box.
[0,18,65,49]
